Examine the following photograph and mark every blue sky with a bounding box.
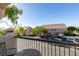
[1,3,79,28]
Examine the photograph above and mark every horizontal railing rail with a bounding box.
[16,36,79,47]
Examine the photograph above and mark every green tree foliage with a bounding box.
[4,5,23,26]
[67,26,76,32]
[30,26,48,37]
[0,29,4,37]
[76,27,79,33]
[64,31,76,36]
[14,27,25,36]
[64,26,77,36]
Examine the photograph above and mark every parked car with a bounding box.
[61,37,74,43]
[41,35,54,40]
[61,37,67,41]
[62,36,79,44]
[53,38,61,41]
[67,38,74,43]
[74,38,79,44]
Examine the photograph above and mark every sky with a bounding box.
[0,3,79,28]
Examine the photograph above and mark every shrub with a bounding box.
[0,29,4,37]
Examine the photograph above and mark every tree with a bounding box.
[4,5,23,26]
[64,31,76,36]
[15,26,25,36]
[67,26,76,32]
[64,26,77,36]
[76,27,79,35]
[0,4,23,37]
[30,26,48,37]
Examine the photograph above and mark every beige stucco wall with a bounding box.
[0,3,10,17]
[0,33,17,55]
[0,8,4,17]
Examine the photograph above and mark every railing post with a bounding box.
[47,42,49,56]
[59,44,61,56]
[41,42,43,55]
[74,46,76,56]
[31,40,33,48]
[51,43,52,56]
[26,40,27,48]
[34,40,35,49]
[27,40,29,48]
[69,45,70,56]
[44,43,46,56]
[41,42,43,56]
[36,40,37,49]
[64,44,65,56]
[39,41,40,52]
[55,43,56,56]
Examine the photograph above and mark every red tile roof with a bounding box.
[42,23,67,29]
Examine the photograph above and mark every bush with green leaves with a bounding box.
[67,26,76,32]
[64,26,77,36]
[0,29,4,37]
[30,26,48,37]
[14,27,25,36]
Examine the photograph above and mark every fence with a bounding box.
[17,36,79,56]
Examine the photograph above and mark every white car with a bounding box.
[74,38,79,44]
[53,38,61,41]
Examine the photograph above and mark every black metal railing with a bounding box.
[17,36,79,56]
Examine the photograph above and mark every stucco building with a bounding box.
[42,23,67,36]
